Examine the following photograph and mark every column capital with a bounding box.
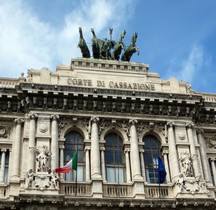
[100,147,105,151]
[51,114,59,121]
[124,148,130,153]
[209,157,216,162]
[85,146,91,151]
[186,122,194,128]
[129,119,138,125]
[90,116,99,123]
[28,113,38,120]
[167,121,175,127]
[162,150,169,155]
[197,129,204,135]
[139,149,144,153]
[0,148,7,153]
[59,145,65,149]
[14,118,25,124]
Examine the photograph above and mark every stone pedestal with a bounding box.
[91,179,103,198]
[133,180,145,199]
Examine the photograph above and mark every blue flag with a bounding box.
[158,155,167,184]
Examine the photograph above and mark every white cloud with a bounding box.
[0,0,134,78]
[0,0,55,77]
[167,44,210,85]
[57,0,134,65]
[179,45,204,82]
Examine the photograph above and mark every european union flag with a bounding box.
[158,155,167,184]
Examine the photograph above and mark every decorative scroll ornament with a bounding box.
[58,118,89,138]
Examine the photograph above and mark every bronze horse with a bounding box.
[100,28,115,59]
[121,32,139,62]
[112,30,126,60]
[91,28,103,59]
[77,27,90,58]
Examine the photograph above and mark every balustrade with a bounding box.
[60,182,91,196]
[145,185,171,198]
[0,185,9,198]
[103,183,133,197]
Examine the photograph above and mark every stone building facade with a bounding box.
[0,58,216,209]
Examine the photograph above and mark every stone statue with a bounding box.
[78,27,90,58]
[35,145,51,172]
[112,30,126,60]
[180,152,194,177]
[121,32,139,62]
[25,169,35,188]
[48,169,59,189]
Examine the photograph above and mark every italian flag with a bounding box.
[55,147,78,173]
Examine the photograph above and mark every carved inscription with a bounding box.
[67,77,155,91]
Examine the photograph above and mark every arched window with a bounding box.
[143,135,161,183]
[64,131,85,181]
[105,133,126,183]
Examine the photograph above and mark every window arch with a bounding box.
[143,135,161,183]
[64,131,85,181]
[105,133,126,183]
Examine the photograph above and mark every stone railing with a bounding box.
[145,184,171,198]
[103,183,133,198]
[60,182,91,196]
[0,185,9,199]
[0,78,20,88]
[201,93,216,103]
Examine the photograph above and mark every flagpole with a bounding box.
[75,146,78,196]
[158,151,161,199]
[75,169,77,196]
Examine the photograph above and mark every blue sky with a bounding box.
[0,0,215,93]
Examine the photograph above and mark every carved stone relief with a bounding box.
[174,152,208,195]
[205,133,216,149]
[58,117,89,138]
[0,125,11,138]
[25,168,59,190]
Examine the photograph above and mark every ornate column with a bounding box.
[125,149,131,182]
[13,118,24,179]
[0,149,6,182]
[28,114,37,171]
[197,129,212,183]
[90,117,102,197]
[85,146,91,182]
[186,122,200,177]
[162,150,171,183]
[139,149,146,182]
[210,158,216,185]
[167,122,179,180]
[129,119,142,180]
[100,147,106,182]
[129,119,144,198]
[59,145,64,180]
[51,114,59,170]
[90,117,101,179]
